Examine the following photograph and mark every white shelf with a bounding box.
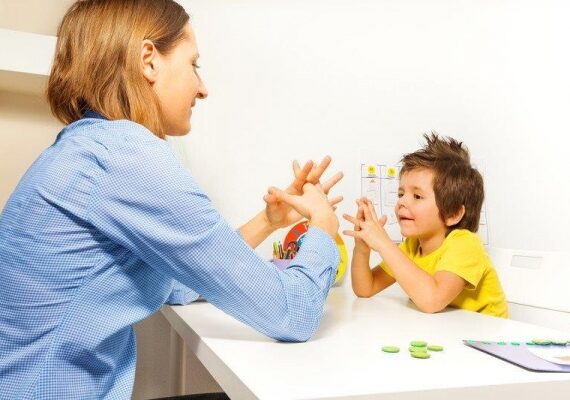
[0,28,56,95]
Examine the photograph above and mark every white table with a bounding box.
[162,286,570,399]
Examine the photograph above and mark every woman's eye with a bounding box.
[193,63,201,69]
[414,194,422,200]
[397,193,404,198]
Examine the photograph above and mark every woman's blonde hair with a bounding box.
[47,0,189,139]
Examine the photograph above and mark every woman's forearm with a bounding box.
[239,210,276,248]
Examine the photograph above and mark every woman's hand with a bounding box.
[343,198,390,252]
[267,182,339,238]
[263,156,343,230]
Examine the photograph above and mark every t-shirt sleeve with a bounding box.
[434,231,487,290]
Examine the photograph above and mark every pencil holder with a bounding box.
[271,258,293,271]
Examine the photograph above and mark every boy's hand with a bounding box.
[343,198,391,252]
[344,199,371,253]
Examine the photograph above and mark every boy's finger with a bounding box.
[368,201,379,222]
[342,231,358,237]
[342,214,358,225]
[360,201,373,221]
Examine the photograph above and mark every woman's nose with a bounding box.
[197,81,208,99]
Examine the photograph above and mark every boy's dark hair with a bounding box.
[400,132,484,233]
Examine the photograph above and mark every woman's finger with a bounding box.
[291,160,313,192]
[263,193,278,204]
[306,155,331,184]
[321,171,344,194]
[329,195,343,207]
[267,186,294,205]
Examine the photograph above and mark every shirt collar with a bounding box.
[83,110,107,120]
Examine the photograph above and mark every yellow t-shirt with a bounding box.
[381,229,509,318]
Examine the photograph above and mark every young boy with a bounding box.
[343,133,508,317]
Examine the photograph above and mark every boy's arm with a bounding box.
[351,247,395,297]
[376,240,465,312]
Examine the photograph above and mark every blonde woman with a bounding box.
[0,1,343,398]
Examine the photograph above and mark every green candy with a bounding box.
[427,345,443,351]
[510,342,521,345]
[532,339,552,345]
[411,351,430,359]
[409,346,427,353]
[410,341,427,347]
[382,346,400,353]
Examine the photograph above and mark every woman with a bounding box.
[0,0,342,398]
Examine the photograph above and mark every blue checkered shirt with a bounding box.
[0,112,340,399]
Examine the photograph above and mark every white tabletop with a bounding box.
[162,286,570,400]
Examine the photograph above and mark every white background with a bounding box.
[176,0,570,268]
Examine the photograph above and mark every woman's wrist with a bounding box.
[309,211,338,238]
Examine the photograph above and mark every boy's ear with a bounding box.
[445,205,465,227]
[141,39,160,84]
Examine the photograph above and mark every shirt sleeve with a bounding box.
[87,137,340,341]
[165,280,200,305]
[434,231,487,290]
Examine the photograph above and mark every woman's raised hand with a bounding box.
[263,156,343,230]
[267,182,339,238]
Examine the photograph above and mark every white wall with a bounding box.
[178,0,570,273]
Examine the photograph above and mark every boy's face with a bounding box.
[395,169,447,241]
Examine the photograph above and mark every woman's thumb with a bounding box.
[267,186,289,202]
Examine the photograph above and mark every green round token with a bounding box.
[532,339,551,345]
[410,341,427,347]
[552,340,567,346]
[382,346,400,353]
[510,342,521,346]
[409,346,427,352]
[497,342,507,345]
[427,345,443,351]
[411,351,430,359]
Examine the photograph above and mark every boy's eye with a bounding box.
[193,63,200,69]
[414,194,423,200]
[397,193,404,198]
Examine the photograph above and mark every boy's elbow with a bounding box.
[415,298,447,314]
[352,285,374,298]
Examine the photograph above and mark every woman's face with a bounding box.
[150,24,208,136]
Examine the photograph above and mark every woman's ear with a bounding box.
[445,205,466,227]
[141,39,159,84]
